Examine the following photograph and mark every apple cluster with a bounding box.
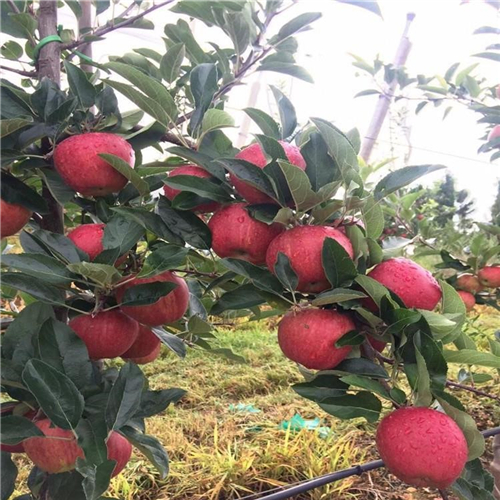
[455,268,500,312]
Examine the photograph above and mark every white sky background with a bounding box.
[14,1,500,220]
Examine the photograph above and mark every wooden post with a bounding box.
[37,0,64,235]
[359,13,415,163]
[493,434,500,500]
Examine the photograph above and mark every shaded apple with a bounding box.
[488,125,500,142]
[208,203,285,265]
[478,266,500,288]
[24,419,132,476]
[366,258,442,311]
[231,141,306,204]
[122,325,161,365]
[456,273,483,294]
[53,132,135,197]
[367,336,386,353]
[163,165,220,213]
[376,407,468,489]
[1,199,32,239]
[278,308,355,370]
[266,225,354,293]
[457,290,475,312]
[116,271,189,327]
[69,310,140,359]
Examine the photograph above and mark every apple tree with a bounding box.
[1,1,499,500]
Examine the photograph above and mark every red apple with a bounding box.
[456,273,483,294]
[231,141,306,204]
[488,125,500,142]
[67,223,127,265]
[366,258,442,311]
[116,271,189,327]
[478,266,500,288]
[163,165,220,213]
[208,203,285,265]
[376,407,468,489]
[122,325,161,365]
[1,199,32,239]
[278,308,355,370]
[53,132,135,197]
[367,336,386,353]
[266,225,354,293]
[24,419,132,476]
[457,290,475,312]
[69,310,140,359]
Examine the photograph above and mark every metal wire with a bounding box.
[239,426,500,500]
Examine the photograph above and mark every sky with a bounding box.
[7,0,500,220]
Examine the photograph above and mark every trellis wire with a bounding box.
[239,426,500,500]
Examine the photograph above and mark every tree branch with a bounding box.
[446,380,500,403]
[0,64,37,77]
[61,0,176,51]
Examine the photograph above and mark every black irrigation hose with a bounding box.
[240,426,500,500]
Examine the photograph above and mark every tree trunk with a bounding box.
[37,0,64,235]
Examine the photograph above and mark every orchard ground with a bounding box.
[7,307,500,500]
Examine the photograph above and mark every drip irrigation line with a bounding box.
[239,426,500,500]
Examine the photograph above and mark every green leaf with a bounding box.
[35,318,93,390]
[216,158,278,201]
[355,274,390,307]
[104,79,174,128]
[452,459,496,500]
[138,246,189,278]
[99,153,149,197]
[200,108,235,137]
[121,426,169,478]
[1,40,23,60]
[106,62,177,122]
[105,363,145,431]
[121,282,178,307]
[163,175,231,203]
[311,118,361,190]
[22,359,84,429]
[319,391,381,422]
[152,327,186,358]
[20,230,84,263]
[274,252,298,291]
[102,215,146,254]
[413,341,433,407]
[164,19,207,65]
[223,11,250,57]
[312,288,366,306]
[374,165,446,200]
[1,253,74,285]
[65,0,82,18]
[219,258,283,294]
[335,0,383,17]
[160,43,185,83]
[135,388,186,419]
[189,63,218,132]
[332,358,390,379]
[335,330,364,347]
[0,415,44,445]
[68,262,122,287]
[275,12,322,42]
[443,350,500,368]
[1,272,65,306]
[157,197,212,249]
[270,86,297,139]
[436,395,485,461]
[322,237,357,288]
[0,117,32,137]
[64,61,96,109]
[302,132,340,191]
[243,108,281,140]
[1,452,17,500]
[211,283,267,314]
[258,62,313,83]
[1,172,48,213]
[339,375,391,399]
[362,196,384,239]
[6,12,38,40]
[76,458,115,500]
[292,373,348,402]
[76,418,108,467]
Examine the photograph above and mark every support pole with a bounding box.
[78,0,93,73]
[359,12,415,163]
